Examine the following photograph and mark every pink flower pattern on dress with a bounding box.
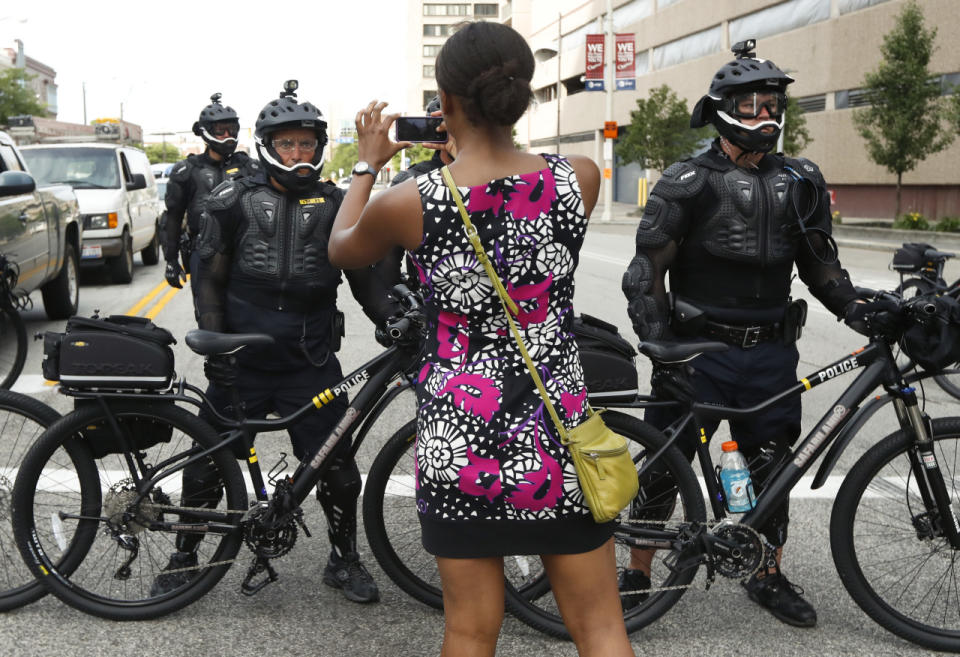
[458,448,502,502]
[437,372,501,422]
[504,168,557,222]
[504,428,564,512]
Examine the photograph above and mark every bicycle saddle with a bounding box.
[638,339,728,364]
[185,329,275,356]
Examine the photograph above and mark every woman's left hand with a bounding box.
[356,100,411,171]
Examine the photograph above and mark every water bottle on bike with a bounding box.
[719,441,755,512]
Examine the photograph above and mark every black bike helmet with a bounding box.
[192,93,240,157]
[254,80,328,191]
[690,39,794,153]
[425,94,441,114]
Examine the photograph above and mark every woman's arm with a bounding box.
[566,154,601,219]
[329,100,420,269]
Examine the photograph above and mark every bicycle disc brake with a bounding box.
[710,522,765,579]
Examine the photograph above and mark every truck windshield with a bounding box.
[20,147,120,189]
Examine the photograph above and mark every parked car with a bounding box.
[0,131,82,318]
[20,143,161,284]
[151,162,175,179]
[336,176,352,190]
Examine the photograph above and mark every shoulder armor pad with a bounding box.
[169,159,191,180]
[655,161,705,199]
[786,157,825,185]
[205,181,241,212]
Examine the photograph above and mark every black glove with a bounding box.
[651,363,697,404]
[204,354,238,387]
[844,299,900,337]
[165,260,185,289]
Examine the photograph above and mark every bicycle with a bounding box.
[891,242,960,400]
[10,284,429,621]
[366,289,960,651]
[0,389,60,611]
[0,254,29,390]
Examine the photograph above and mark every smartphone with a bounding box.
[395,116,448,143]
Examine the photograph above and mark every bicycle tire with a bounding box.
[12,400,247,620]
[363,419,551,609]
[0,306,26,390]
[0,390,60,611]
[933,370,960,402]
[830,416,960,651]
[504,410,707,639]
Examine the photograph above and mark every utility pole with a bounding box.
[601,0,614,221]
[556,12,562,154]
[82,81,87,125]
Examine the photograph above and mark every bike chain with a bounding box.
[616,518,767,596]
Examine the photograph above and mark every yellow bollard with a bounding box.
[637,177,648,207]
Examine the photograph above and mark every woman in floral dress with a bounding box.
[328,21,635,657]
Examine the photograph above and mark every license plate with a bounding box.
[81,245,102,259]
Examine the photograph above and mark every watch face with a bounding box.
[354,162,370,174]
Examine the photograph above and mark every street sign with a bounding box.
[616,79,636,90]
[586,80,605,91]
[604,121,618,140]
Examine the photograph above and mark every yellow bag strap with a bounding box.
[440,165,583,445]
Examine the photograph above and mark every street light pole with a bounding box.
[601,0,614,221]
[556,12,561,154]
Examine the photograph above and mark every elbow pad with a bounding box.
[811,268,859,318]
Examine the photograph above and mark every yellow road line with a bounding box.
[125,280,171,316]
[145,286,183,320]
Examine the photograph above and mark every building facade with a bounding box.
[408,1,502,115]
[504,0,960,219]
[2,41,58,118]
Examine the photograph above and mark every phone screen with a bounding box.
[395,116,448,143]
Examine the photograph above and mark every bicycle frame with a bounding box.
[603,335,960,551]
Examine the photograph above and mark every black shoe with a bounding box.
[618,568,651,611]
[742,571,817,628]
[323,551,380,603]
[149,551,198,596]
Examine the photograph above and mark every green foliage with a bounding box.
[893,211,930,230]
[782,94,812,156]
[852,0,955,216]
[0,68,46,125]
[934,216,960,233]
[145,143,181,164]
[325,140,358,180]
[616,85,713,173]
[831,210,842,225]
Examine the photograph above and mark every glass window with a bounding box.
[423,90,438,109]
[657,0,684,7]
[0,145,24,172]
[613,0,653,30]
[473,3,498,16]
[423,44,442,57]
[423,65,436,78]
[838,0,890,15]
[19,147,120,189]
[652,25,722,70]
[729,0,830,45]
[635,49,650,75]
[424,3,469,15]
[423,24,453,37]
[795,94,826,113]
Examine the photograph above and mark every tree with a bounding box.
[145,143,181,164]
[781,94,812,157]
[325,141,358,180]
[0,68,46,125]
[616,85,712,174]
[853,0,956,217]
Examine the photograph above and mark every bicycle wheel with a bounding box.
[830,416,960,651]
[504,410,707,639]
[933,369,960,402]
[0,306,26,390]
[0,390,60,610]
[362,419,553,609]
[12,399,247,620]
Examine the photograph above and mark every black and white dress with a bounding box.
[408,155,614,558]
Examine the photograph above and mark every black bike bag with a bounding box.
[572,313,638,403]
[43,314,176,390]
[72,399,174,458]
[892,242,936,273]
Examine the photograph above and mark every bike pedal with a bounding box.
[240,558,279,596]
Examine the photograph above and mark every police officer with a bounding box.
[152,81,396,603]
[620,40,863,628]
[161,93,259,291]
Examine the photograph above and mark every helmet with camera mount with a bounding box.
[192,93,240,157]
[254,80,329,191]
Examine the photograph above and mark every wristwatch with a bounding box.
[352,161,377,177]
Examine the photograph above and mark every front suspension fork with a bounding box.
[893,393,960,549]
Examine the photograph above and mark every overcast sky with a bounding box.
[1,1,410,147]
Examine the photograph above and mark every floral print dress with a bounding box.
[409,155,614,558]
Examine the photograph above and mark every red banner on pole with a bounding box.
[615,33,635,79]
[585,33,604,91]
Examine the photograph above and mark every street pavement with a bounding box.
[1,217,956,656]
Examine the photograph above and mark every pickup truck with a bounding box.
[0,130,81,319]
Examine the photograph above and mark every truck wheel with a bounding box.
[109,232,134,284]
[41,243,79,320]
[140,223,160,266]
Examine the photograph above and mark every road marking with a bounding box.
[145,286,183,320]
[125,280,170,316]
[582,250,629,267]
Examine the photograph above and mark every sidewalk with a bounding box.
[598,202,960,253]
